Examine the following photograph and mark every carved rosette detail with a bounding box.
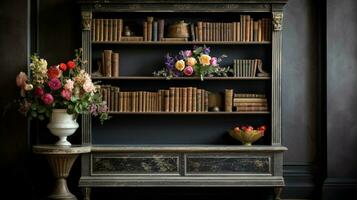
[81,12,92,30]
[272,12,283,31]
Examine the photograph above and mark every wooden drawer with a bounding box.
[185,154,271,175]
[91,153,180,175]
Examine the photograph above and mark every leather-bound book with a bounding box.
[164,90,170,112]
[225,89,233,112]
[111,52,119,77]
[187,87,192,112]
[103,50,112,77]
[192,88,197,112]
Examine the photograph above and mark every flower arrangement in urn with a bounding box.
[15,49,110,145]
[153,45,231,80]
[229,125,266,146]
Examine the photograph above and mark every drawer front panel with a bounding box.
[92,153,179,175]
[186,155,271,175]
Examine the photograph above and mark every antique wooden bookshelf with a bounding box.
[79,0,288,199]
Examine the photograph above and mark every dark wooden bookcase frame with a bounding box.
[78,1,288,199]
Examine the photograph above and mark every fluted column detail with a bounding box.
[272,11,283,145]
[81,11,92,145]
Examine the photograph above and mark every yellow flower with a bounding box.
[199,54,211,66]
[24,84,33,91]
[186,57,197,66]
[175,60,185,71]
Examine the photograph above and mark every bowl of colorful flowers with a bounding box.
[15,49,110,145]
[153,45,231,80]
[229,125,266,146]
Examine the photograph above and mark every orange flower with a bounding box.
[47,66,61,79]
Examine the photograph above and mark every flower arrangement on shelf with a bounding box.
[15,49,110,124]
[153,45,232,80]
[229,125,266,146]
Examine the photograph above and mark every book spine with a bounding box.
[153,21,158,41]
[158,19,164,41]
[113,19,118,41]
[197,89,202,112]
[187,87,192,112]
[169,88,174,112]
[182,88,187,112]
[192,88,197,112]
[111,53,119,77]
[92,19,96,41]
[118,19,123,41]
[225,89,233,112]
[103,50,112,77]
[164,90,169,112]
[147,17,153,42]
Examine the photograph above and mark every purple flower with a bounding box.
[164,54,175,70]
[89,104,98,116]
[183,50,192,57]
[193,45,199,50]
[48,78,62,90]
[175,54,184,60]
[203,47,211,54]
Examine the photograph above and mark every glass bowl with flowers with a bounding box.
[229,125,266,146]
[15,49,110,145]
[153,45,232,81]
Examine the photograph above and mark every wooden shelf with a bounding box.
[91,145,288,153]
[92,76,271,80]
[92,41,271,45]
[108,111,270,115]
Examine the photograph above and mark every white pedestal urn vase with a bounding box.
[47,109,79,146]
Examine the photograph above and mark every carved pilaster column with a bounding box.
[271,12,283,145]
[81,11,92,145]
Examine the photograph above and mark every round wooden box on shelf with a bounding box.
[33,145,91,200]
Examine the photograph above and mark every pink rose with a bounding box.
[210,57,218,66]
[48,78,62,90]
[61,89,72,101]
[35,87,44,96]
[183,66,194,76]
[83,80,95,93]
[16,72,28,88]
[64,79,74,92]
[41,93,54,105]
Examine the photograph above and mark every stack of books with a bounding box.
[233,93,268,112]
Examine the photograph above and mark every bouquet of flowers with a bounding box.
[153,45,231,80]
[16,49,110,124]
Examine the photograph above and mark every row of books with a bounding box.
[233,59,263,77]
[100,86,210,112]
[96,50,119,77]
[195,17,271,42]
[143,17,164,42]
[91,15,271,42]
[92,18,123,42]
[233,93,268,111]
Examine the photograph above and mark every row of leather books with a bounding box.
[233,59,263,77]
[92,18,123,42]
[100,86,209,112]
[96,50,119,77]
[194,16,271,42]
[233,93,268,112]
[143,17,165,42]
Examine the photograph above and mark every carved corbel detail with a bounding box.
[81,11,92,31]
[272,12,283,31]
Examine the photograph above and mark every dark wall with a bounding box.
[1,0,356,199]
[323,0,357,198]
[0,0,32,198]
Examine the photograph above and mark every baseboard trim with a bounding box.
[282,164,316,199]
[322,178,357,200]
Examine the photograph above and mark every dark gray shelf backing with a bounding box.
[91,114,271,145]
[92,44,272,77]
